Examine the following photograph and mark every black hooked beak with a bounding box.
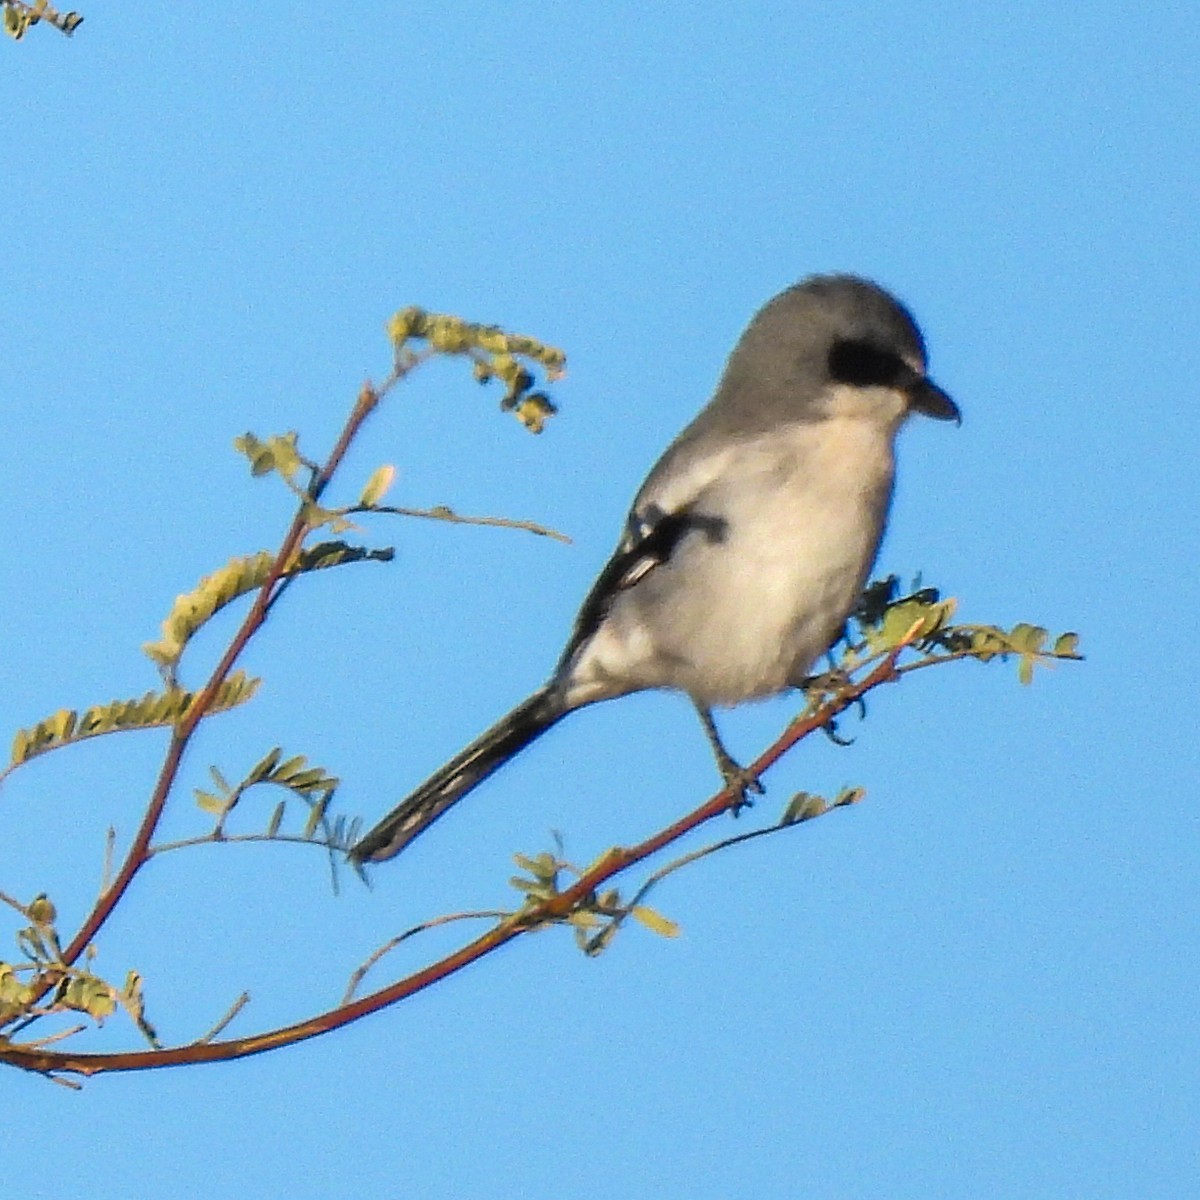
[907,374,961,424]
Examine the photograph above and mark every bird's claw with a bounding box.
[717,759,764,816]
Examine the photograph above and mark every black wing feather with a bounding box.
[556,506,725,671]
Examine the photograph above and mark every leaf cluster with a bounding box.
[2,0,81,39]
[7,673,261,777]
[0,894,156,1047]
[847,576,1082,684]
[143,540,394,676]
[185,747,355,864]
[509,850,680,956]
[387,306,566,433]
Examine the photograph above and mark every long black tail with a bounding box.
[348,686,567,865]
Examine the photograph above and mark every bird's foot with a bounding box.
[801,666,854,700]
[715,754,765,816]
[693,703,764,815]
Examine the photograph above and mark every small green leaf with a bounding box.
[284,769,335,792]
[270,755,309,782]
[301,795,329,839]
[512,852,558,882]
[509,876,553,898]
[267,434,303,481]
[65,975,116,1021]
[630,906,680,938]
[1009,623,1047,654]
[0,963,33,1009]
[10,728,30,765]
[123,970,143,1004]
[386,306,422,346]
[17,926,52,963]
[27,893,57,926]
[566,911,600,929]
[234,432,303,480]
[513,393,557,434]
[194,789,229,815]
[781,791,827,825]
[246,747,283,784]
[1,4,82,43]
[359,464,396,508]
[233,433,276,476]
[1053,632,1081,657]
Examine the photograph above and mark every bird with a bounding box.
[349,274,959,865]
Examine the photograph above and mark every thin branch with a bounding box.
[21,1024,87,1050]
[614,792,864,933]
[1,612,1080,1076]
[0,633,918,1077]
[197,993,250,1044]
[148,832,349,856]
[350,503,570,543]
[25,380,391,1009]
[342,910,509,1005]
[100,827,116,894]
[0,890,33,919]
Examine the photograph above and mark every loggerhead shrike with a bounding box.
[350,274,959,865]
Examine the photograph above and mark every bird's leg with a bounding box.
[693,703,764,814]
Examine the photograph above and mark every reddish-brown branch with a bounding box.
[2,640,909,1077]
[28,385,383,1002]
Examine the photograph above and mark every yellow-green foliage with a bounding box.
[143,541,394,671]
[2,0,82,39]
[0,895,157,1044]
[194,747,339,827]
[849,581,1082,685]
[8,672,261,771]
[387,307,566,433]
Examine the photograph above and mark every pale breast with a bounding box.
[567,416,897,708]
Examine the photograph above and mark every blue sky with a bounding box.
[3,4,1197,1197]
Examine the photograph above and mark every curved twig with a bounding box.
[351,504,570,543]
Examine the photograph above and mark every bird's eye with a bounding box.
[827,338,907,387]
